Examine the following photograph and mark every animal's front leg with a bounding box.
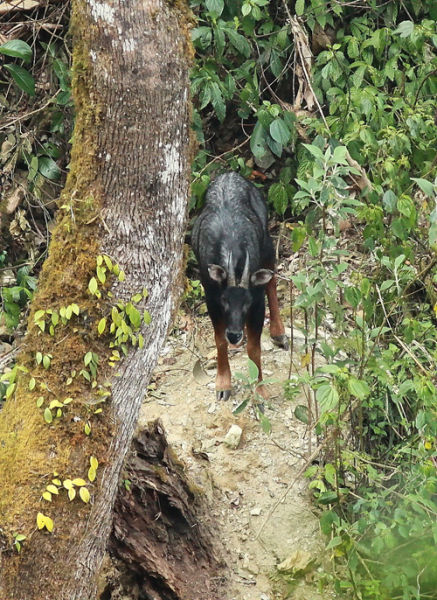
[265,274,289,350]
[213,320,232,400]
[246,324,268,400]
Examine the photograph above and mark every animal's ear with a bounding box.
[208,264,227,283]
[250,269,274,286]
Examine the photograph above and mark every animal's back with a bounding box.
[192,173,269,271]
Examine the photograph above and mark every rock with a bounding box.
[277,549,315,574]
[223,424,243,449]
[250,507,261,516]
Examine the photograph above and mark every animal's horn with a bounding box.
[240,251,250,288]
[227,252,236,287]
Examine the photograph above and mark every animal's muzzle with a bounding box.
[226,330,244,346]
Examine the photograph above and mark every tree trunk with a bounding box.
[0,1,194,598]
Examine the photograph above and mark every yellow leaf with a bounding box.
[63,479,73,490]
[90,456,98,470]
[68,488,76,501]
[46,484,59,494]
[300,352,311,368]
[44,516,54,532]
[79,487,90,503]
[36,512,46,529]
[72,478,86,486]
[52,479,62,486]
[42,492,52,502]
[88,467,96,482]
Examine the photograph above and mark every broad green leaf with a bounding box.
[84,351,93,366]
[39,156,61,181]
[250,121,268,160]
[4,64,35,96]
[291,225,306,252]
[269,118,290,145]
[205,0,224,17]
[316,384,339,413]
[348,377,370,400]
[43,408,53,423]
[268,182,288,215]
[394,21,414,38]
[295,0,305,16]
[0,40,32,63]
[411,177,434,197]
[226,28,250,57]
[294,404,309,424]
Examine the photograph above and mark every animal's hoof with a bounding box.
[216,389,231,401]
[271,334,289,350]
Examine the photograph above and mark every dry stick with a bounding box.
[255,431,335,540]
[288,278,294,379]
[375,285,430,377]
[0,90,60,131]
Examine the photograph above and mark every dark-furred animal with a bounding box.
[192,172,288,400]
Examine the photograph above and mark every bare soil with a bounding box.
[138,288,329,600]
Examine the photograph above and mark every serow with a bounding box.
[192,172,289,401]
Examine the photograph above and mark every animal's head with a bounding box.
[208,252,273,345]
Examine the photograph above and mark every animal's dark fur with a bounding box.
[192,172,287,400]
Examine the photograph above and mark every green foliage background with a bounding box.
[1,1,437,598]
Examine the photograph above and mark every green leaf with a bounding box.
[316,384,339,413]
[97,318,106,335]
[348,377,370,400]
[394,21,414,38]
[38,157,61,181]
[250,121,269,160]
[294,404,309,424]
[4,64,35,96]
[0,40,32,63]
[295,0,305,16]
[291,226,306,252]
[248,359,259,381]
[88,277,98,295]
[268,182,288,215]
[269,118,290,145]
[84,351,93,366]
[42,355,51,369]
[205,0,224,17]
[43,408,53,423]
[411,178,434,197]
[226,28,250,58]
[302,143,324,160]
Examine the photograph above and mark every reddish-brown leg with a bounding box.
[213,320,232,400]
[246,325,268,400]
[265,274,288,349]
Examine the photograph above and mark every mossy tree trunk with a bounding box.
[0,1,193,598]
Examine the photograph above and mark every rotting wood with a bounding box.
[104,420,225,600]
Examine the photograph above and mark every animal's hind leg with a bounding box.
[266,274,289,350]
[212,320,232,400]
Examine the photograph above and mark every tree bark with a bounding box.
[104,420,224,600]
[0,1,194,598]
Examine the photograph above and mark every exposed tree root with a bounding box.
[102,420,225,600]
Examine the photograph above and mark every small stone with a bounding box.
[250,507,261,516]
[223,424,243,449]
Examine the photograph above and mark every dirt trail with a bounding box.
[139,302,326,600]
